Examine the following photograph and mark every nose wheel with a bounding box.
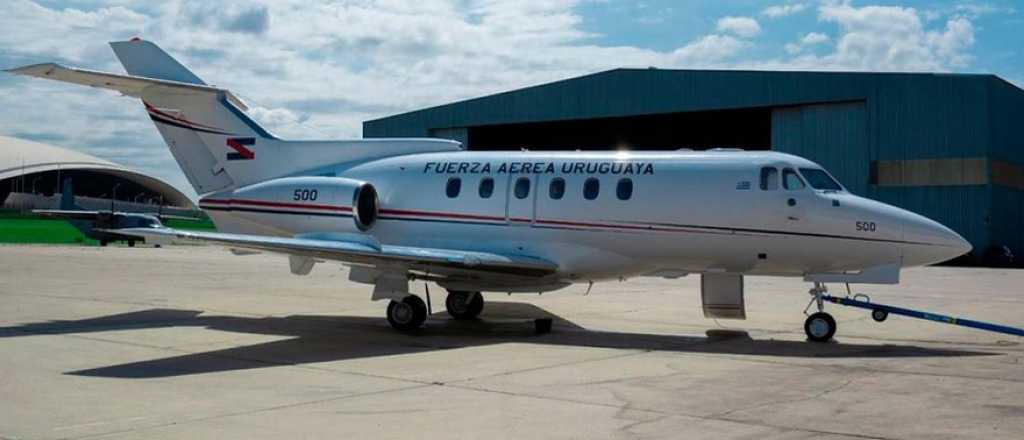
[804,312,837,342]
[803,282,836,342]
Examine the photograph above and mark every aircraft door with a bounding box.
[506,175,537,226]
[780,168,810,223]
[759,166,808,227]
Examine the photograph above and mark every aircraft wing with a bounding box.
[32,209,104,220]
[113,227,558,278]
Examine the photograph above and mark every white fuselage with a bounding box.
[198,150,970,289]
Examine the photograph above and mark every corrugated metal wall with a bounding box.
[990,78,1024,165]
[987,78,1024,257]
[991,187,1023,256]
[772,102,869,196]
[364,69,875,137]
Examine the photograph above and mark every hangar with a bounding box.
[364,69,1024,265]
[0,135,194,212]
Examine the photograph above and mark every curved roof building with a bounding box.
[0,135,193,209]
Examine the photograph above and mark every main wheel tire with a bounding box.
[871,309,889,322]
[804,312,837,342]
[445,291,484,320]
[99,240,108,247]
[128,240,136,247]
[387,296,427,331]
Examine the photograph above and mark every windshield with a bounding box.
[798,168,843,191]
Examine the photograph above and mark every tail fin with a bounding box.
[110,39,207,85]
[60,178,79,210]
[7,39,276,195]
[107,39,277,195]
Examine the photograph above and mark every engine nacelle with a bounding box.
[216,176,378,232]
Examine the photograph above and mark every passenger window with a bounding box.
[514,177,530,199]
[549,178,565,200]
[584,178,600,200]
[783,169,806,190]
[616,178,633,200]
[479,177,494,198]
[446,177,461,198]
[760,167,778,190]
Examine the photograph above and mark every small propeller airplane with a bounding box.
[32,178,195,247]
[7,39,972,341]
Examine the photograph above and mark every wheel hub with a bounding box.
[391,302,413,324]
[809,318,830,338]
[449,294,468,314]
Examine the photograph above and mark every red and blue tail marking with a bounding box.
[226,138,256,160]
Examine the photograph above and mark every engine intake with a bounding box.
[352,182,378,231]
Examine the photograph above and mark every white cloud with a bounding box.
[952,3,1016,19]
[786,32,831,54]
[249,106,307,128]
[802,32,831,45]
[762,3,808,18]
[716,16,761,38]
[672,35,748,63]
[814,2,977,70]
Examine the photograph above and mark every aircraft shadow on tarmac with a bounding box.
[0,302,996,379]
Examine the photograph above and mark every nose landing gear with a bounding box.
[803,282,836,342]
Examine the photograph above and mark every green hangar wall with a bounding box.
[364,69,1024,264]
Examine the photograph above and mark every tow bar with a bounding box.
[822,293,1024,337]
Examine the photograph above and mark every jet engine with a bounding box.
[221,176,379,232]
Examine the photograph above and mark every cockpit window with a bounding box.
[759,167,778,190]
[782,169,806,190]
[798,168,843,191]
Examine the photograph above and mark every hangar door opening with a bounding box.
[466,107,772,151]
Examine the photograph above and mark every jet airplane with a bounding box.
[7,40,972,341]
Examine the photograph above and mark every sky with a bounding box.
[0,0,1021,199]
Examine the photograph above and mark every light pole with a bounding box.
[31,176,42,194]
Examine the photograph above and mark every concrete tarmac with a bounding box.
[0,246,1021,439]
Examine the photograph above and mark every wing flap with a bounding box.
[115,228,558,277]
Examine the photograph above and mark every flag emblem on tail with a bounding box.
[226,138,256,160]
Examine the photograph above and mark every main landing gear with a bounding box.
[384,290,485,331]
[803,282,837,342]
[445,291,484,320]
[386,296,427,331]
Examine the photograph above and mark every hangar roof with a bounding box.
[0,135,194,208]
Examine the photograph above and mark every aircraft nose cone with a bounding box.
[901,212,972,267]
